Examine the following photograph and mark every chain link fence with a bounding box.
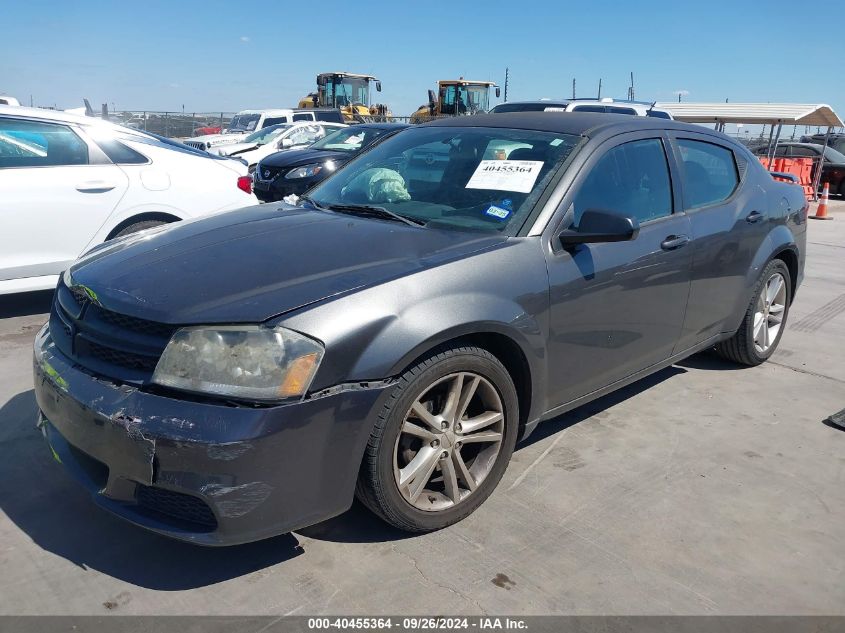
[108,111,238,138]
[104,111,459,137]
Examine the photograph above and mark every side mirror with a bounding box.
[375,81,382,92]
[558,209,639,247]
[495,87,501,98]
[280,138,293,148]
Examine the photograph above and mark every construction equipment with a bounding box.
[410,79,500,123]
[298,72,391,123]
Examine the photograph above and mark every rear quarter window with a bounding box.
[93,137,148,164]
[677,139,740,209]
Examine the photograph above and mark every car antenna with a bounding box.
[646,100,657,115]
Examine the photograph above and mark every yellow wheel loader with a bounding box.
[410,79,500,123]
[298,72,391,123]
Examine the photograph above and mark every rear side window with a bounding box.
[0,118,89,168]
[570,105,606,113]
[313,110,344,122]
[677,139,739,208]
[263,117,290,127]
[647,110,672,119]
[604,107,637,115]
[573,138,673,226]
[93,137,148,164]
[292,113,313,121]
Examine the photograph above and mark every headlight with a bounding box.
[152,326,324,401]
[285,163,324,179]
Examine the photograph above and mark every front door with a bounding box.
[0,117,128,282]
[544,134,693,409]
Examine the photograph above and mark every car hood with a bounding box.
[68,205,508,324]
[192,132,247,147]
[260,147,349,168]
[212,141,259,156]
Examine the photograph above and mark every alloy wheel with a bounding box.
[393,372,504,512]
[753,272,787,353]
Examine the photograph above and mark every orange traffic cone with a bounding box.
[811,182,833,220]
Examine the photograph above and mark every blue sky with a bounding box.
[2,0,843,125]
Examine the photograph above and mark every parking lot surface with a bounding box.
[0,205,843,615]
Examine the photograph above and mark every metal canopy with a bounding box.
[654,102,843,127]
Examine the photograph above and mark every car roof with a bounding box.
[0,104,112,126]
[422,111,722,139]
[355,122,411,130]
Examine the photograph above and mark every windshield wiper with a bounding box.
[322,203,426,227]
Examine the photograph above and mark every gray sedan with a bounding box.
[34,112,807,544]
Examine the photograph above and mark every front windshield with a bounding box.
[440,85,490,116]
[306,126,582,235]
[227,114,260,132]
[321,77,370,108]
[823,147,845,163]
[310,127,387,153]
[244,124,292,145]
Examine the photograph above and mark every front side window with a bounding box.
[228,114,261,132]
[572,138,673,226]
[292,113,313,122]
[307,126,582,234]
[677,139,739,209]
[0,118,89,168]
[244,124,291,145]
[823,147,845,163]
[310,127,387,153]
[287,124,323,146]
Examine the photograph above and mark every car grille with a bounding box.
[50,279,178,384]
[255,164,287,181]
[136,485,218,531]
[183,140,206,150]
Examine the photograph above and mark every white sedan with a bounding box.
[0,105,257,295]
[209,121,346,170]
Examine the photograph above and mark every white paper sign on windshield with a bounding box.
[465,160,544,193]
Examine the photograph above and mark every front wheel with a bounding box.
[356,346,519,532]
[715,259,791,366]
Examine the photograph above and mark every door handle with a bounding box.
[75,181,117,193]
[746,210,764,224]
[661,235,689,251]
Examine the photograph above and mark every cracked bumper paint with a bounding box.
[32,324,390,546]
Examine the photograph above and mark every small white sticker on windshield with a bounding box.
[465,160,544,193]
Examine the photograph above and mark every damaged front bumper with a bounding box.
[32,324,390,546]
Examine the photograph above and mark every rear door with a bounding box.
[544,132,693,407]
[668,133,767,351]
[0,117,128,282]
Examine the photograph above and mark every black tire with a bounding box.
[111,219,168,240]
[715,259,791,366]
[356,345,519,532]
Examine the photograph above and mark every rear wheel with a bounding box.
[715,259,791,366]
[356,346,518,532]
[111,219,168,239]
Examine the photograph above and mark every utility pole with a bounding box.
[678,92,682,103]
[629,72,635,101]
[504,67,509,103]
[597,78,602,99]
[572,78,576,99]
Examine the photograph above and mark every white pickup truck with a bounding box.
[185,108,344,151]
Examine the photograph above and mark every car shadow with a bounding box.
[0,290,54,319]
[675,348,748,372]
[0,356,702,585]
[0,389,303,591]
